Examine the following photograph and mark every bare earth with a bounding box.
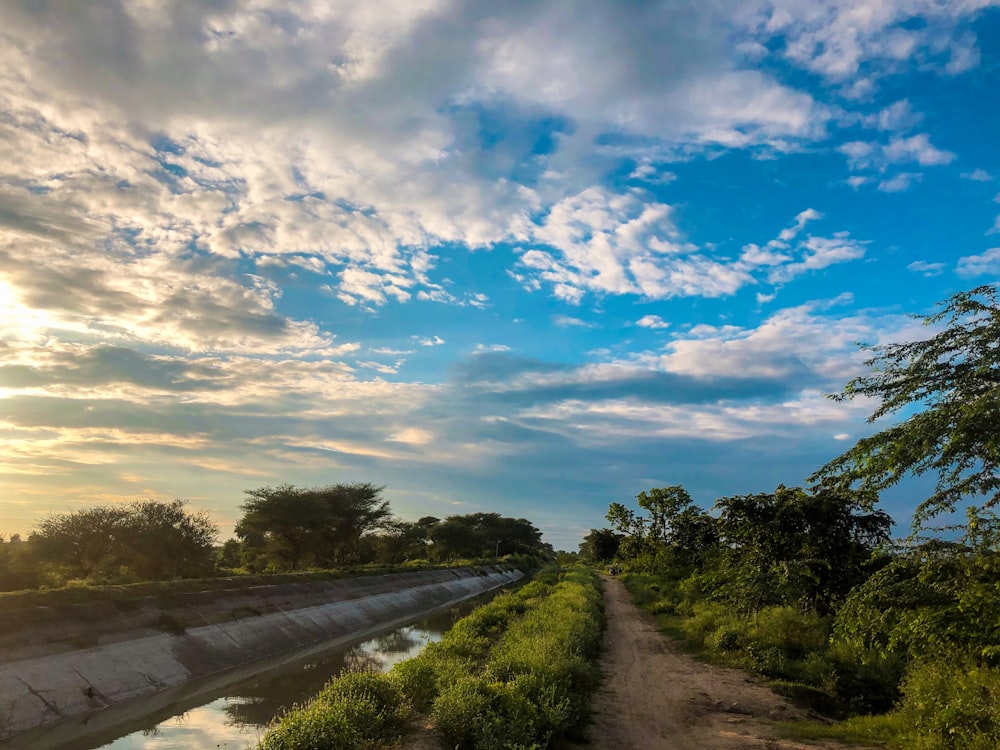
[570,576,868,750]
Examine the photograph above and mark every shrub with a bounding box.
[753,606,829,660]
[258,670,406,750]
[897,658,1000,750]
[681,602,731,649]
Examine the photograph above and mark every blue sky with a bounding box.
[1,1,999,551]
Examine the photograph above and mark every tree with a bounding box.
[0,533,40,591]
[579,528,622,563]
[119,499,218,579]
[32,500,218,581]
[714,484,891,615]
[813,284,1000,527]
[606,486,717,568]
[236,483,392,571]
[32,505,131,578]
[428,513,544,560]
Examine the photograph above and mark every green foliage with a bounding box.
[428,513,546,561]
[835,511,1000,664]
[713,484,891,615]
[813,284,1000,526]
[31,499,218,582]
[896,659,1000,750]
[259,671,406,750]
[237,483,392,571]
[258,565,601,750]
[607,487,721,573]
[431,568,603,749]
[578,528,621,563]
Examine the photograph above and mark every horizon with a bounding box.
[1,1,999,551]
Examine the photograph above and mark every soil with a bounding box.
[569,576,874,750]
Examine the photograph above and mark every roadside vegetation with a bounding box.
[581,285,1000,750]
[258,566,604,750]
[0,481,552,591]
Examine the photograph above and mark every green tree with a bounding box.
[236,483,392,571]
[606,486,716,568]
[428,513,544,560]
[119,499,218,579]
[714,484,891,615]
[32,500,218,581]
[813,284,1000,527]
[32,505,131,578]
[835,507,1000,662]
[217,538,244,569]
[579,528,622,563]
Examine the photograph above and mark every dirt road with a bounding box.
[572,576,865,750]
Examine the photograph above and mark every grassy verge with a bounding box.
[258,566,604,750]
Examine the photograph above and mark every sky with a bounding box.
[1,1,999,552]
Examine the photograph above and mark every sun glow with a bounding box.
[0,278,69,346]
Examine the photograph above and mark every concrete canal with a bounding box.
[0,566,522,748]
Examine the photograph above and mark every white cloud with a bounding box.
[650,298,923,384]
[518,197,864,302]
[411,335,446,347]
[883,133,955,166]
[956,248,1000,278]
[636,315,670,329]
[743,0,995,84]
[962,168,994,182]
[840,133,954,176]
[552,315,595,328]
[907,260,945,277]
[629,159,677,184]
[865,99,922,131]
[878,172,923,193]
[474,343,512,353]
[778,208,822,241]
[839,141,876,169]
[766,234,868,283]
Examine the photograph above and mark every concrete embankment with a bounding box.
[0,566,522,742]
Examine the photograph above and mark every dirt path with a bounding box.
[571,576,867,750]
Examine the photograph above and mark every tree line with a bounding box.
[580,284,1000,748]
[0,484,548,590]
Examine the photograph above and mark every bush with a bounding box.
[897,658,1000,750]
[753,607,829,660]
[258,670,406,750]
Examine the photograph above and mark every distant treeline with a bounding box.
[0,484,550,591]
[580,285,1000,750]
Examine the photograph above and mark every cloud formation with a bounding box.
[1,0,998,548]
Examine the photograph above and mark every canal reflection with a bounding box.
[89,602,471,750]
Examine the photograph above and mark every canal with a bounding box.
[9,590,502,750]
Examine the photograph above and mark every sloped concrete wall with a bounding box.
[0,566,522,741]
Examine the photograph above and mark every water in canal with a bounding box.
[68,593,496,750]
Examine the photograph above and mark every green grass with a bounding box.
[256,565,605,750]
[779,713,907,747]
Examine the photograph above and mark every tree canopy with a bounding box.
[31,499,218,580]
[236,483,392,571]
[812,284,1000,526]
